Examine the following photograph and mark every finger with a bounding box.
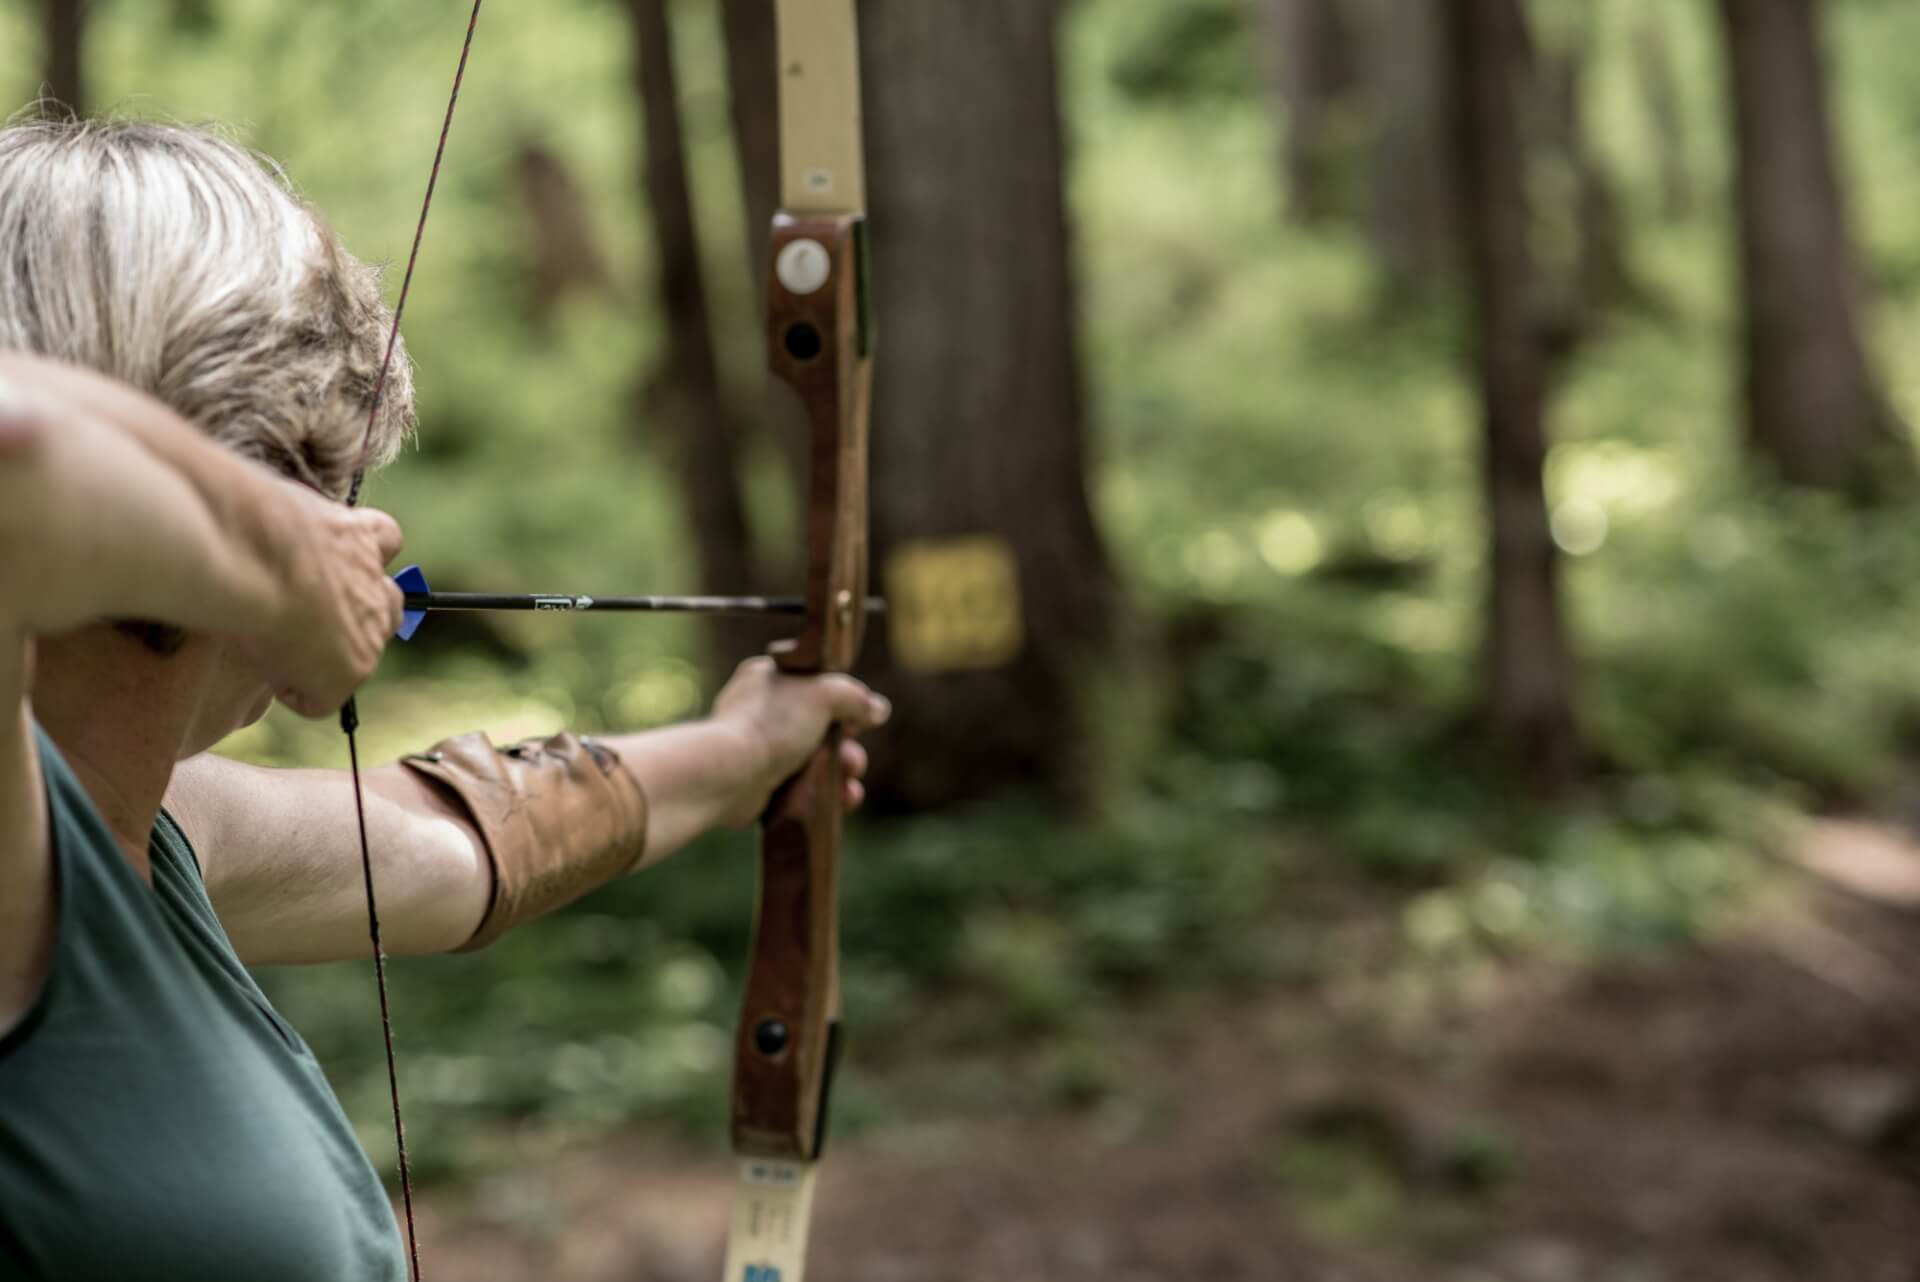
[818,675,890,732]
[277,687,323,720]
[360,508,405,564]
[841,777,865,812]
[837,737,868,780]
[380,578,405,634]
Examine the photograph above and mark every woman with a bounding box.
[0,119,887,1280]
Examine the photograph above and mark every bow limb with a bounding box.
[722,1,872,1278]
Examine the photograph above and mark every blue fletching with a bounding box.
[394,564,430,641]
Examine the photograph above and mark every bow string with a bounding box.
[338,3,486,1278]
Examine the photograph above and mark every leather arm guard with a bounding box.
[400,730,649,952]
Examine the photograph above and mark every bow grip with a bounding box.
[732,736,845,1160]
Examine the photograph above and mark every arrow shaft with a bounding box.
[403,591,884,616]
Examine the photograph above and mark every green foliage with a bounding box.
[1098,0,1254,106]
[1072,0,1920,869]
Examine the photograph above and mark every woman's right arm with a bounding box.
[1,354,311,644]
[0,354,405,714]
[0,355,277,1035]
[0,355,402,1031]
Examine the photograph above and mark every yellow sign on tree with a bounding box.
[885,536,1024,673]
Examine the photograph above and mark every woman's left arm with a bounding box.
[170,662,886,965]
[167,750,491,964]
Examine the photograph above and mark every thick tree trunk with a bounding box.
[1716,0,1905,490]
[1446,0,1580,795]
[1254,0,1361,224]
[860,0,1112,810]
[627,0,764,672]
[43,0,86,116]
[1362,0,1455,296]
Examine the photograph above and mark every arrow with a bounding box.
[390,565,882,641]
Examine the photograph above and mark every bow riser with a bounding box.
[731,210,871,1160]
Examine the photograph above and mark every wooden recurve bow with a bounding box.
[721,2,873,1279]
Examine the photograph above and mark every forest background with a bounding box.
[8,1,1920,1278]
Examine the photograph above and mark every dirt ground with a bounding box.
[415,820,1920,1282]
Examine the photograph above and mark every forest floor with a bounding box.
[411,819,1920,1282]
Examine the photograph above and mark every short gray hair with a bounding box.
[0,118,413,497]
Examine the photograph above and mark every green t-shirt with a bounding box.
[0,726,407,1280]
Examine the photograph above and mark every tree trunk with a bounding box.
[1362,0,1456,297]
[1254,0,1361,224]
[1716,0,1905,490]
[1536,14,1640,353]
[860,0,1112,810]
[1446,0,1580,795]
[43,0,86,117]
[1632,12,1693,222]
[721,0,780,283]
[627,0,765,673]
[513,141,614,314]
